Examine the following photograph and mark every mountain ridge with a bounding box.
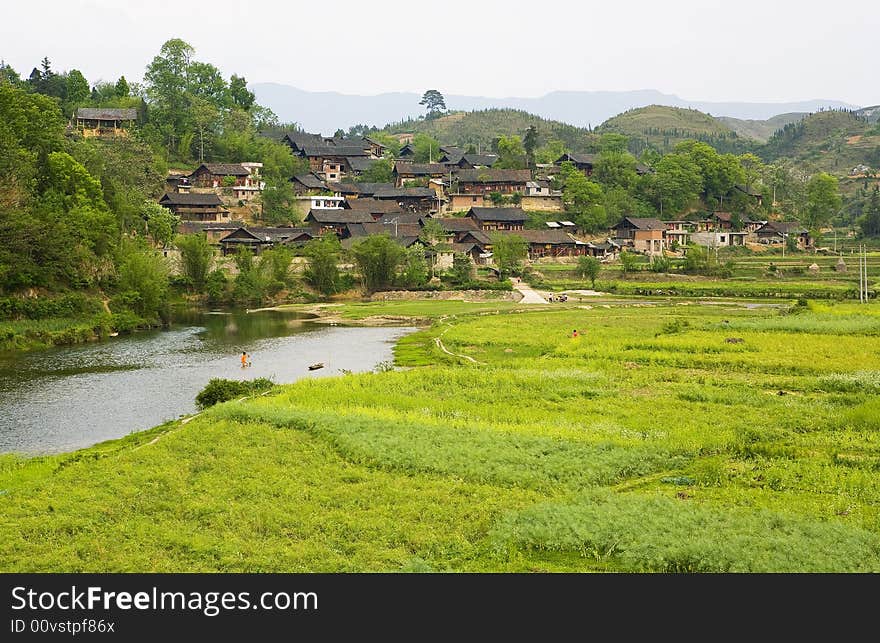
[251,82,861,135]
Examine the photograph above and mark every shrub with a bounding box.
[195,377,275,410]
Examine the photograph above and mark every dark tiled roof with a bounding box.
[556,153,596,166]
[306,210,375,224]
[76,107,137,120]
[462,153,498,167]
[300,143,369,157]
[376,213,425,225]
[373,186,435,199]
[495,229,576,245]
[291,173,327,189]
[467,207,527,222]
[159,192,223,206]
[346,156,376,172]
[434,217,479,232]
[616,217,666,231]
[345,199,404,215]
[758,221,809,235]
[456,169,531,184]
[192,163,249,177]
[394,162,448,175]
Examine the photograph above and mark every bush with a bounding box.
[195,377,275,410]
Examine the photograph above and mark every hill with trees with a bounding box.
[759,109,880,174]
[718,113,807,143]
[379,108,597,155]
[596,105,754,155]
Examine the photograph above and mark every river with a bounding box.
[0,310,415,455]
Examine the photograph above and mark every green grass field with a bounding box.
[2,299,880,572]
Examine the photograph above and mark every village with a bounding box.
[73,113,804,277]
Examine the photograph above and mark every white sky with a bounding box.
[1,0,876,105]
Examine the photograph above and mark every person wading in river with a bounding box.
[241,351,251,368]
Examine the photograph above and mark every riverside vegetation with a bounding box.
[2,298,880,572]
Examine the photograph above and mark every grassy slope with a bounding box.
[3,299,880,572]
[597,105,749,152]
[385,109,595,153]
[718,113,807,143]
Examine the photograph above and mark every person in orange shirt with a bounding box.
[572,329,579,338]
[241,351,250,368]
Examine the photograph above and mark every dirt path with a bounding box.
[511,278,548,304]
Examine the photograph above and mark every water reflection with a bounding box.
[0,310,414,454]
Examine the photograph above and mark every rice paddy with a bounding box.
[2,299,879,572]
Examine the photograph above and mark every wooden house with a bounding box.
[555,152,596,176]
[613,217,666,256]
[393,162,449,186]
[304,209,375,237]
[74,107,137,138]
[455,169,531,195]
[158,192,228,222]
[290,172,328,195]
[755,221,812,249]
[373,186,438,213]
[218,227,314,255]
[466,207,527,231]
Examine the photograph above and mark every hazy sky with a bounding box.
[1,0,876,105]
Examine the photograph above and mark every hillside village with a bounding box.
[142,120,824,272]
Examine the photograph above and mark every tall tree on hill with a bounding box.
[64,69,90,113]
[115,76,130,98]
[523,125,538,169]
[144,39,195,153]
[803,172,841,231]
[419,89,446,119]
[858,186,880,237]
[229,74,255,110]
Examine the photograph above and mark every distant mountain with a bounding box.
[251,82,861,135]
[718,113,808,143]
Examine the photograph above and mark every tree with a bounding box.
[561,167,606,232]
[523,125,538,169]
[259,246,294,293]
[450,252,475,284]
[229,74,255,110]
[593,151,639,191]
[490,233,527,278]
[858,186,880,237]
[419,89,446,118]
[174,233,214,291]
[64,70,90,110]
[619,250,639,275]
[358,158,394,183]
[352,234,404,292]
[598,133,629,154]
[803,172,841,231]
[115,76,130,98]
[398,244,429,287]
[576,255,601,287]
[144,39,195,154]
[412,133,440,163]
[304,234,342,295]
[682,244,708,274]
[142,200,178,248]
[260,178,298,225]
[648,153,702,215]
[494,135,527,170]
[115,240,169,319]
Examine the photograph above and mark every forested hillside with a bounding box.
[0,39,307,347]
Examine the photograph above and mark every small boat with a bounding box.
[308,362,325,371]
